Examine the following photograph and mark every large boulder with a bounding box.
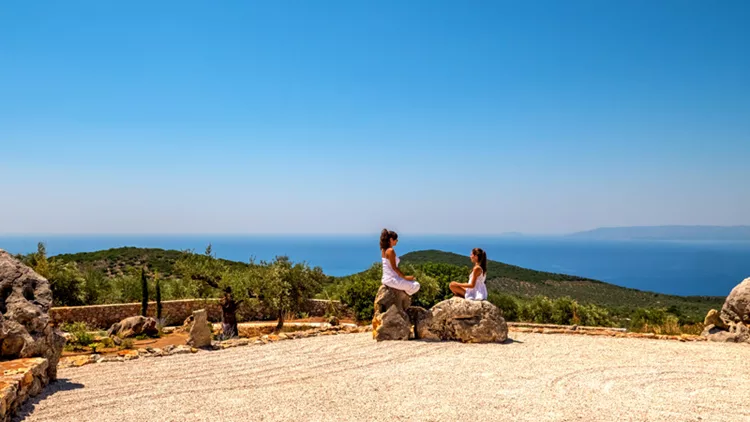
[107,316,158,338]
[720,277,750,326]
[372,285,412,341]
[415,298,508,343]
[187,309,212,348]
[0,250,65,380]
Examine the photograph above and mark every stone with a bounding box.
[106,315,158,339]
[187,309,212,348]
[0,358,50,421]
[372,285,412,341]
[328,315,340,326]
[0,250,66,380]
[702,323,750,343]
[720,277,750,326]
[704,309,726,329]
[415,298,508,343]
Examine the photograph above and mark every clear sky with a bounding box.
[1,1,748,235]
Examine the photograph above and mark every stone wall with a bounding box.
[50,299,350,329]
[0,358,50,422]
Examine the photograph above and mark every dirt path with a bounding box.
[17,333,750,421]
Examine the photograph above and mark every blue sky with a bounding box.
[1,0,748,234]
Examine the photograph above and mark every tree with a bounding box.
[261,256,326,330]
[141,267,149,317]
[155,271,162,320]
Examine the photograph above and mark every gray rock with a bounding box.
[720,277,750,326]
[416,298,508,343]
[372,285,412,341]
[187,309,212,348]
[702,322,750,343]
[107,315,159,338]
[0,250,66,380]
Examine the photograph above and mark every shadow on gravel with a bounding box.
[13,379,85,422]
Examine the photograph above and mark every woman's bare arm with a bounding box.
[459,267,482,288]
[387,248,413,280]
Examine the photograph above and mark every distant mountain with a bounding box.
[567,225,750,241]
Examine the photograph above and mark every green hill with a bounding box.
[400,250,723,320]
[52,247,188,277]
[51,247,248,277]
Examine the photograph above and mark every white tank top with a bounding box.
[382,255,401,282]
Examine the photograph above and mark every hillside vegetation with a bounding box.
[400,250,723,319]
[14,245,724,331]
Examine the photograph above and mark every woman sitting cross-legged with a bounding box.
[380,229,420,295]
[449,248,488,300]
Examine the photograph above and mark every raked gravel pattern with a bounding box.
[16,332,750,422]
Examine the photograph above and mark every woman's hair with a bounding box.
[380,229,398,250]
[472,248,487,274]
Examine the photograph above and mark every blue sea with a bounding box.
[1,235,749,297]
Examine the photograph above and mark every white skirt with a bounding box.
[464,285,487,301]
[382,277,421,296]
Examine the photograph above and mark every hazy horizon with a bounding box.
[2,1,749,235]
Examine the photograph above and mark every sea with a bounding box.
[1,235,749,297]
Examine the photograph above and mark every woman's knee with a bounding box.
[411,281,421,295]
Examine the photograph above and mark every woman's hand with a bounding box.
[405,275,415,281]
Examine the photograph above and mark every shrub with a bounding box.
[340,265,381,321]
[520,296,554,324]
[120,338,134,350]
[577,303,614,327]
[551,296,578,325]
[488,293,519,321]
[409,266,440,309]
[63,322,94,346]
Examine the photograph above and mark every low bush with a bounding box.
[62,322,94,346]
[488,293,519,321]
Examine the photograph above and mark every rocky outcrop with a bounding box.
[415,298,508,343]
[106,316,158,339]
[187,310,212,348]
[720,277,750,326]
[0,250,65,380]
[702,277,750,344]
[372,286,412,341]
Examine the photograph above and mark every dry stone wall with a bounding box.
[50,299,349,329]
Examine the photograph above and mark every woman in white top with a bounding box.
[380,229,420,295]
[449,248,488,300]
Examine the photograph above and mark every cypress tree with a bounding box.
[141,267,149,317]
[155,276,162,320]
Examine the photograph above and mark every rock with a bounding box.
[702,323,750,343]
[720,277,750,326]
[106,316,158,338]
[406,306,430,339]
[704,309,726,329]
[0,250,66,380]
[372,285,412,341]
[416,298,508,343]
[187,309,212,348]
[328,315,340,326]
[169,345,194,355]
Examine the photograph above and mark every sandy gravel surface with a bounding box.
[17,333,750,422]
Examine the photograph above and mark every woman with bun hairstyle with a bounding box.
[380,229,420,295]
[449,248,488,300]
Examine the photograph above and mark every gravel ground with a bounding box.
[16,333,750,422]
